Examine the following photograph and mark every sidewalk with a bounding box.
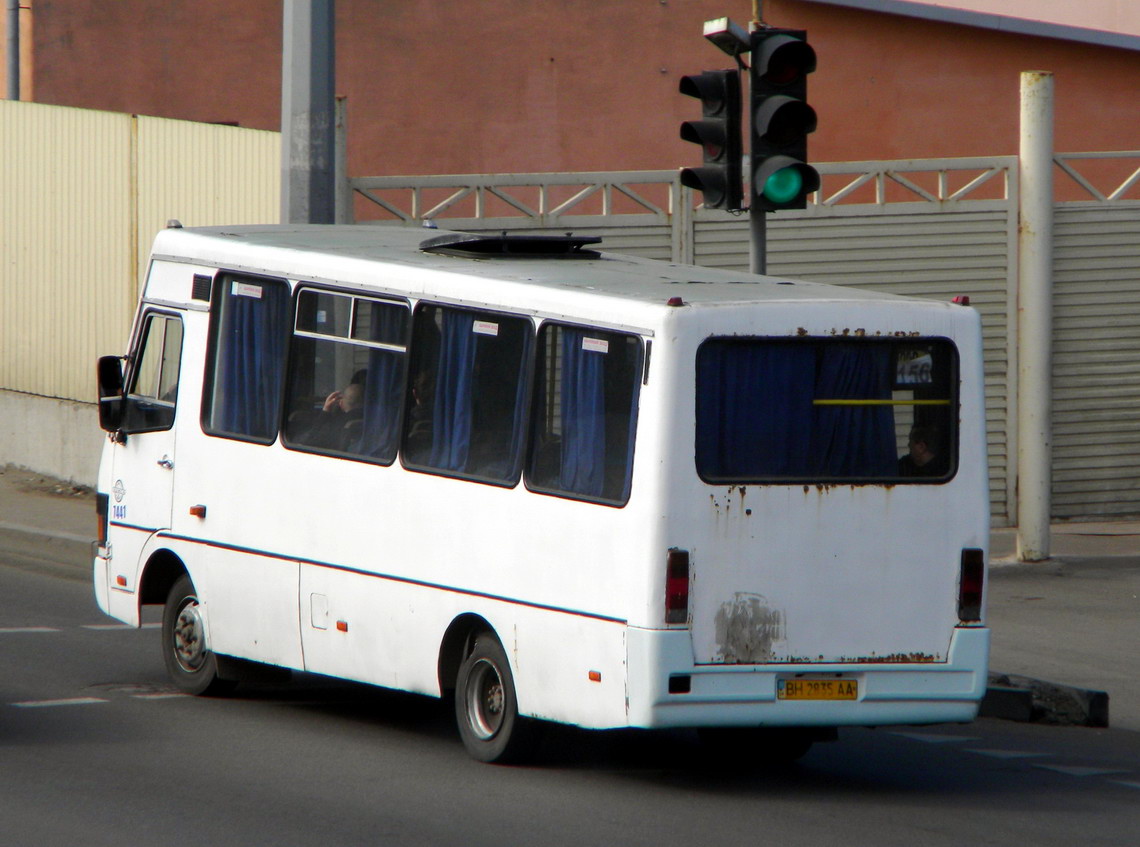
[2,464,1137,731]
[988,523,1140,731]
[0,466,95,580]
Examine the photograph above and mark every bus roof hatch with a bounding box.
[419,232,603,260]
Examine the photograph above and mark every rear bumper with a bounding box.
[626,625,989,728]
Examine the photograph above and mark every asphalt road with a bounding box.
[2,559,1139,847]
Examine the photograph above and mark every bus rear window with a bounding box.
[695,338,958,483]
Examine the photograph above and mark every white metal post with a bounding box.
[1016,71,1054,561]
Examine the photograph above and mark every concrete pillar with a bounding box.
[281,0,336,224]
[1016,71,1054,562]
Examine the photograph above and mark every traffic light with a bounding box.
[679,69,742,211]
[750,28,819,211]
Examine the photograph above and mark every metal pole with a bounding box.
[334,95,349,223]
[6,0,20,101]
[281,0,336,224]
[1016,70,1054,562]
[750,207,766,274]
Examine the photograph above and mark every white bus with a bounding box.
[95,224,990,763]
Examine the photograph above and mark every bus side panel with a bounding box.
[298,563,442,695]
[191,545,303,670]
[298,564,631,728]
[501,606,629,729]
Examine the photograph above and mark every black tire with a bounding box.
[161,574,234,696]
[454,634,532,764]
[698,727,815,764]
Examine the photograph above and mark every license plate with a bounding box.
[777,678,858,701]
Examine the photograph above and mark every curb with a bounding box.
[983,672,1110,728]
[0,522,93,577]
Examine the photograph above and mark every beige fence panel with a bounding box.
[0,101,134,403]
[0,101,280,408]
[136,116,280,294]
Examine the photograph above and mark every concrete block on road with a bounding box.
[987,672,1109,728]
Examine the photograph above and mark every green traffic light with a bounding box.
[763,166,803,204]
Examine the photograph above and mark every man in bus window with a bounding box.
[304,381,365,450]
[899,424,943,477]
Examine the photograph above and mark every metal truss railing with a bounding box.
[345,153,1140,225]
[346,171,682,224]
[1054,151,1140,202]
[811,157,1016,207]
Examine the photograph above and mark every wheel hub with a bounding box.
[466,658,505,740]
[173,600,207,672]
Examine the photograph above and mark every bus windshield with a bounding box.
[695,337,958,483]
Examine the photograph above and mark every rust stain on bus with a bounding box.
[714,594,785,663]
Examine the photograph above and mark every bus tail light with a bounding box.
[958,548,984,622]
[665,548,690,625]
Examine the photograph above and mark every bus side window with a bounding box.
[121,313,183,433]
[282,289,409,464]
[401,304,533,485]
[525,324,642,506]
[201,275,290,444]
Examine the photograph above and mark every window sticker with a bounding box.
[896,348,934,385]
[473,320,500,337]
[231,281,264,300]
[582,337,609,354]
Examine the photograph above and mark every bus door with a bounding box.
[108,309,184,581]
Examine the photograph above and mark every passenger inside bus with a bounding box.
[898,424,945,477]
[302,381,366,450]
[404,370,434,458]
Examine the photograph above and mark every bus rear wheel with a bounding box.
[454,634,531,764]
[161,574,234,696]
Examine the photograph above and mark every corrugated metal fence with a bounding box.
[0,100,279,403]
[348,156,1140,524]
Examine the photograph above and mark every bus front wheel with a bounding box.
[161,574,234,696]
[454,634,531,764]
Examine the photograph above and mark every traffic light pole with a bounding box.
[688,17,815,277]
[750,206,767,274]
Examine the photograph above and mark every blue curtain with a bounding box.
[494,334,531,482]
[810,344,896,477]
[357,305,408,461]
[429,310,476,470]
[559,328,606,496]
[696,342,816,478]
[218,281,287,440]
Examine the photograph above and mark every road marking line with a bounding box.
[1111,781,1140,790]
[12,697,108,708]
[0,627,61,634]
[131,693,187,700]
[964,749,1051,760]
[890,732,980,744]
[1033,764,1131,777]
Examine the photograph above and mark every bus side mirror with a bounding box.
[97,355,126,432]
